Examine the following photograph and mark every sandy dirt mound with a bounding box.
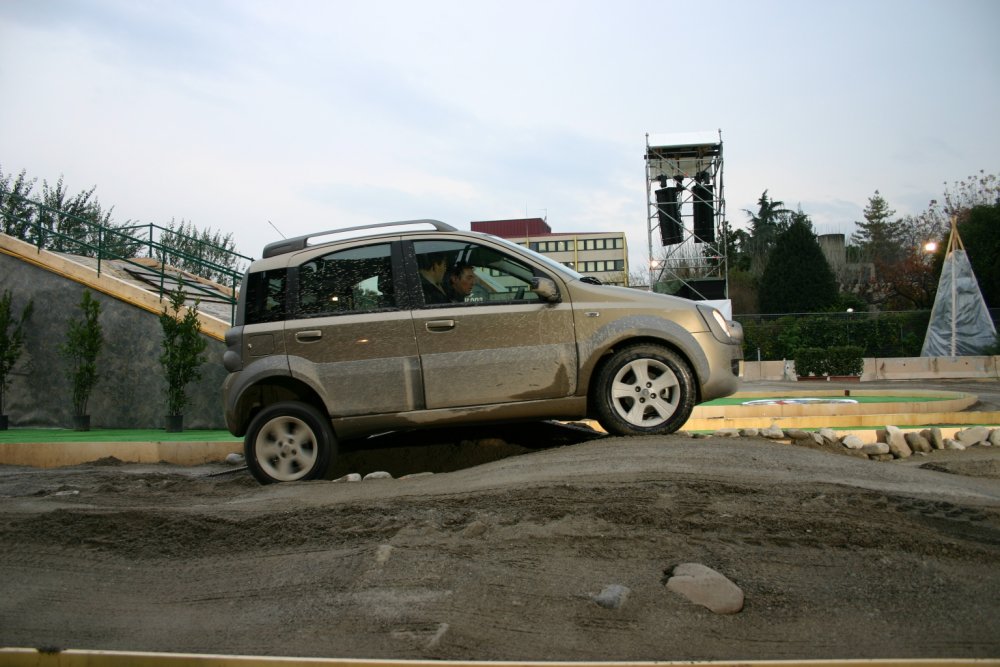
[1,432,998,661]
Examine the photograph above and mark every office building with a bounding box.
[470,218,629,286]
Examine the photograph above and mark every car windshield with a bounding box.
[487,235,587,281]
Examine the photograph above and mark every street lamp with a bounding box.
[648,259,662,292]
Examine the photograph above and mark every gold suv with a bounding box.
[222,220,743,484]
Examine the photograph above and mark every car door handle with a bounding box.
[425,319,455,332]
[295,330,323,342]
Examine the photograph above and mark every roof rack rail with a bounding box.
[262,219,457,258]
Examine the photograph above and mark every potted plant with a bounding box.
[60,290,103,431]
[794,345,863,381]
[793,347,828,381]
[0,290,33,430]
[827,345,864,381]
[159,285,207,432]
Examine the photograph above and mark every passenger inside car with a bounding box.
[417,251,450,305]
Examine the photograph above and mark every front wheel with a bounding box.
[244,402,335,484]
[593,344,696,436]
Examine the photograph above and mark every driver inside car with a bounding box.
[444,261,476,302]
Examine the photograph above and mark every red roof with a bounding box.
[470,218,551,238]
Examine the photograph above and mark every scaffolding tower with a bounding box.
[645,130,728,302]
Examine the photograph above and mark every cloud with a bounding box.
[2,0,999,267]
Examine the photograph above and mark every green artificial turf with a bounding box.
[0,429,241,444]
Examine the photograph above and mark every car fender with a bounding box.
[575,314,711,390]
[223,355,294,433]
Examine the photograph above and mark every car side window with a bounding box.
[412,240,542,307]
[296,243,396,316]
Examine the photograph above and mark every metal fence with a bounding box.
[1,190,252,324]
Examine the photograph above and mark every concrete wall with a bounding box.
[1,250,228,429]
[742,356,1000,382]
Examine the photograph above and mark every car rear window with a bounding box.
[244,269,288,324]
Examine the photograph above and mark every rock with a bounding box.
[713,428,741,438]
[943,439,966,451]
[818,428,839,446]
[400,472,434,480]
[904,432,932,454]
[760,426,784,439]
[461,521,489,538]
[989,429,1000,447]
[739,428,759,437]
[923,428,944,450]
[592,584,631,610]
[224,452,245,465]
[692,432,710,439]
[956,427,990,447]
[363,471,394,480]
[871,454,895,462]
[914,435,934,453]
[785,429,811,441]
[665,563,744,614]
[841,435,865,450]
[334,473,362,483]
[809,432,826,446]
[861,442,890,456]
[885,425,912,459]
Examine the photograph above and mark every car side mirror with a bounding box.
[531,277,561,303]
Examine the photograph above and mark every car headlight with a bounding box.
[697,305,741,344]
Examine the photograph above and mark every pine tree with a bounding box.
[851,191,903,262]
[957,203,1000,308]
[743,190,790,273]
[758,220,838,313]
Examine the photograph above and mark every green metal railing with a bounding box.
[0,190,252,324]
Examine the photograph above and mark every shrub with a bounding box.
[794,345,863,377]
[159,285,207,417]
[793,347,828,377]
[0,290,33,418]
[60,291,103,417]
[827,345,864,376]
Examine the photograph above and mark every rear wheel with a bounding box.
[244,402,335,484]
[593,344,696,436]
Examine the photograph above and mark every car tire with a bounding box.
[244,401,335,484]
[593,344,696,436]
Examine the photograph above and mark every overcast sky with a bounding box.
[1,0,998,270]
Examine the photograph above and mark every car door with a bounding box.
[282,240,424,417]
[408,238,578,410]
